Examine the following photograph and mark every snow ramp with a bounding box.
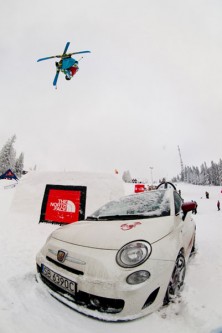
[10,171,124,219]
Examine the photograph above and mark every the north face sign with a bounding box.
[39,185,87,225]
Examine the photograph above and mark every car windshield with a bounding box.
[87,189,170,220]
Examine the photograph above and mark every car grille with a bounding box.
[37,264,124,314]
[46,256,84,275]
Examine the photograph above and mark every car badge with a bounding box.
[57,250,68,263]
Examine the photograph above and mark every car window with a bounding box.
[88,190,171,220]
[174,191,182,215]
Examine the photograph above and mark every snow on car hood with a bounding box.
[51,217,174,250]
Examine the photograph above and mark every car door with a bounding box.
[174,191,194,256]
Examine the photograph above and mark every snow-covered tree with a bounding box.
[199,163,207,185]
[0,135,17,174]
[122,170,132,183]
[218,159,222,186]
[209,161,219,185]
[15,152,24,178]
[191,166,200,185]
[176,159,222,186]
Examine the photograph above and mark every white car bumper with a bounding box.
[36,237,175,321]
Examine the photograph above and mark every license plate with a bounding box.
[41,265,76,295]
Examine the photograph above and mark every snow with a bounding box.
[1,172,222,333]
[0,179,18,190]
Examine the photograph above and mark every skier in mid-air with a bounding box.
[55,57,79,80]
[37,42,90,87]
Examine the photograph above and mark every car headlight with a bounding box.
[116,241,152,268]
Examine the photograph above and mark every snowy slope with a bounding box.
[0,174,222,333]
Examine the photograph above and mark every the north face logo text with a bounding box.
[50,199,76,212]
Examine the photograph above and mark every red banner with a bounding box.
[134,184,145,193]
[40,185,87,224]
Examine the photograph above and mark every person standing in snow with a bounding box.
[192,200,198,214]
[217,200,220,211]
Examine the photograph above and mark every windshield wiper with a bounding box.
[86,213,165,221]
[96,214,151,220]
[86,216,99,221]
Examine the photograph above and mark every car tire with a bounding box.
[163,252,186,305]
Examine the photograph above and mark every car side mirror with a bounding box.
[181,202,196,220]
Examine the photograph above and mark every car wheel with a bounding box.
[164,252,186,305]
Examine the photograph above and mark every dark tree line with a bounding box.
[172,159,222,186]
[0,135,24,178]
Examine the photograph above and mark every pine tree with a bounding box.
[218,159,222,186]
[174,159,222,186]
[0,135,17,174]
[122,170,132,183]
[204,162,210,185]
[15,152,24,178]
[210,161,219,185]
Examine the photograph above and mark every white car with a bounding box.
[36,183,196,321]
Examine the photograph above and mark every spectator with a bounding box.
[217,200,220,211]
[205,191,209,199]
[192,200,198,214]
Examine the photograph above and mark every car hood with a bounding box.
[51,217,174,250]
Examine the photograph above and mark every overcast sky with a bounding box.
[0,0,222,182]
